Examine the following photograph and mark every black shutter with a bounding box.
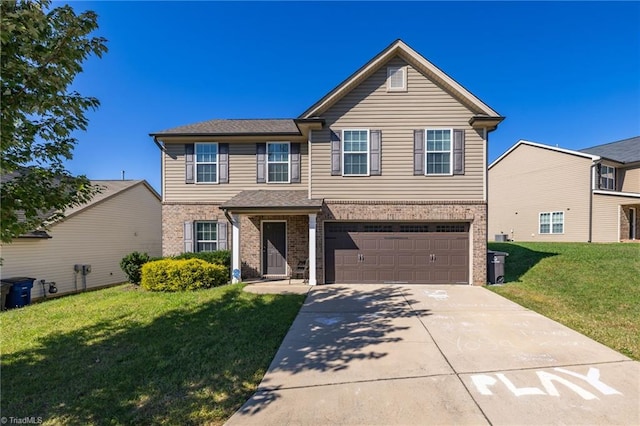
[217,221,227,250]
[453,129,465,175]
[370,130,382,176]
[185,144,195,183]
[219,143,229,183]
[184,221,194,252]
[291,143,301,183]
[413,130,424,175]
[330,129,341,176]
[256,143,266,183]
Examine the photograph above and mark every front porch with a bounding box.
[220,190,322,285]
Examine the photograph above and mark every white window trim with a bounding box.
[600,164,616,190]
[195,221,218,252]
[425,128,454,176]
[342,129,370,177]
[195,142,219,184]
[539,211,564,235]
[387,65,407,92]
[266,141,291,184]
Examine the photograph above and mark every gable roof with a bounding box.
[7,179,160,237]
[150,39,503,138]
[488,140,600,170]
[60,180,160,222]
[150,119,302,137]
[299,39,503,121]
[579,136,640,164]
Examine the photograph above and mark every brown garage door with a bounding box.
[325,222,469,284]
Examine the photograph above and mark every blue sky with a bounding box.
[65,1,640,193]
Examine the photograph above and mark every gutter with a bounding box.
[153,136,165,151]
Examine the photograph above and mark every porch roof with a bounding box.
[219,190,323,213]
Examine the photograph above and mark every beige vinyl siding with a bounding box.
[163,141,308,203]
[311,57,486,201]
[620,164,640,193]
[0,183,161,299]
[591,193,640,242]
[488,144,592,242]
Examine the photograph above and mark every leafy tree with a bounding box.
[1,0,108,242]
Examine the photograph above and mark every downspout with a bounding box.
[308,134,312,199]
[588,161,597,243]
[153,136,166,202]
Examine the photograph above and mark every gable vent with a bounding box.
[387,66,406,91]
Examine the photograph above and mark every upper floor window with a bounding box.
[387,66,407,92]
[343,130,369,176]
[195,143,218,183]
[599,165,616,190]
[426,129,452,175]
[195,221,217,252]
[267,142,290,183]
[539,211,564,234]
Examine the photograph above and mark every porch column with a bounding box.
[232,214,241,283]
[308,213,317,285]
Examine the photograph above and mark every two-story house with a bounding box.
[488,137,640,242]
[151,40,504,285]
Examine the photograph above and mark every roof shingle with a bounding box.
[151,119,301,136]
[580,136,640,164]
[220,190,323,210]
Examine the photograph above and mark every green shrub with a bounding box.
[141,259,228,292]
[174,250,231,276]
[120,251,150,285]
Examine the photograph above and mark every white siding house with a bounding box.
[1,180,161,300]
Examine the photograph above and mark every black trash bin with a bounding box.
[1,281,12,311]
[487,251,509,284]
[2,277,35,309]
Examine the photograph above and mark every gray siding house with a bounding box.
[151,40,504,285]
[488,137,640,243]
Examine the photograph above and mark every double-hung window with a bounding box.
[195,143,218,183]
[195,221,217,252]
[425,129,452,175]
[539,212,564,234]
[267,142,290,183]
[599,165,616,190]
[343,130,369,176]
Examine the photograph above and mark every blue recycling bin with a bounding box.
[3,277,35,309]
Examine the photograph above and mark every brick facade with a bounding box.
[162,203,226,256]
[163,201,487,285]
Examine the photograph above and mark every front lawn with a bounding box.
[488,242,640,360]
[1,284,305,425]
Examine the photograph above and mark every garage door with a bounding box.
[325,222,469,284]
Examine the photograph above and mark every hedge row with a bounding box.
[120,250,232,291]
[141,259,227,291]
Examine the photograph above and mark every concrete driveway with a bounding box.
[227,285,640,425]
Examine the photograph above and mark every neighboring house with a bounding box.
[151,40,504,285]
[1,180,162,299]
[488,137,640,243]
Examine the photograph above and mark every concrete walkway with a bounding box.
[227,284,640,425]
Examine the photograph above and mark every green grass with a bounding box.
[487,242,640,360]
[1,284,305,425]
